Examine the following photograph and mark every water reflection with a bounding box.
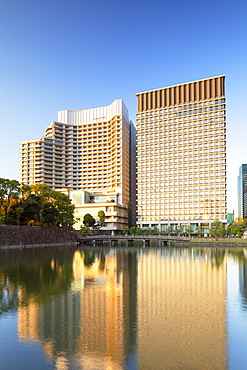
[137,248,227,370]
[238,250,247,311]
[0,247,138,369]
[1,246,247,369]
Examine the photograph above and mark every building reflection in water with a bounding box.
[239,249,247,310]
[74,249,137,369]
[11,247,228,369]
[137,248,228,370]
[17,248,138,369]
[0,271,19,315]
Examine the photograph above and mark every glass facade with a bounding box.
[238,164,247,218]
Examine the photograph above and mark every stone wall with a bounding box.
[0,225,78,249]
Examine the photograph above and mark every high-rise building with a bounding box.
[20,99,136,227]
[136,76,227,232]
[238,164,247,218]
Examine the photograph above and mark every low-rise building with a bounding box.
[69,189,128,231]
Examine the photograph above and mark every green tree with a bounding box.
[143,228,151,235]
[97,210,105,227]
[21,195,42,224]
[49,191,75,226]
[41,203,59,225]
[16,206,24,227]
[0,178,20,223]
[29,183,52,200]
[129,226,137,235]
[19,183,31,198]
[135,227,143,235]
[79,225,91,235]
[122,226,129,235]
[151,227,159,235]
[1,180,75,227]
[83,213,95,227]
[228,217,247,238]
[210,220,225,239]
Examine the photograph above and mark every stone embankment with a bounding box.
[0,225,78,249]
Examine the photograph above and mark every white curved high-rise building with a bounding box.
[20,99,136,227]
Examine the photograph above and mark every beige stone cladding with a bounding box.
[20,99,136,228]
[70,189,128,231]
[136,76,227,230]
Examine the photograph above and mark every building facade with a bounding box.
[136,76,227,232]
[238,164,247,218]
[68,189,128,231]
[20,99,136,228]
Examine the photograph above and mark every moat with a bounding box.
[1,244,247,369]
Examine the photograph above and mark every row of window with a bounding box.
[138,137,226,145]
[138,162,226,168]
[138,205,226,211]
[137,99,226,116]
[137,118,225,129]
[138,135,226,144]
[139,175,225,183]
[138,109,225,122]
[139,198,226,204]
[139,210,226,215]
[139,194,226,199]
[138,125,225,134]
[139,170,226,179]
[139,142,226,151]
[138,156,225,162]
[139,185,226,192]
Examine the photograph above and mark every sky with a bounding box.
[0,0,247,214]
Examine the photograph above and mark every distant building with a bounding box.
[20,99,136,228]
[227,211,234,224]
[244,191,247,219]
[136,75,227,232]
[238,164,247,218]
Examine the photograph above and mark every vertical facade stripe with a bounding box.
[137,76,226,113]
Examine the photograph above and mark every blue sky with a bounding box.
[0,0,247,213]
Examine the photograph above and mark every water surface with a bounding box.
[1,245,247,369]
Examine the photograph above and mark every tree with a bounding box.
[29,183,52,200]
[122,226,129,235]
[19,183,31,198]
[79,225,91,235]
[0,179,75,227]
[228,217,247,238]
[0,178,20,223]
[129,226,137,235]
[151,227,159,235]
[143,228,151,235]
[135,227,143,235]
[21,194,42,225]
[16,206,24,227]
[97,210,105,227]
[83,213,95,228]
[49,191,75,226]
[41,203,59,225]
[210,220,225,239]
